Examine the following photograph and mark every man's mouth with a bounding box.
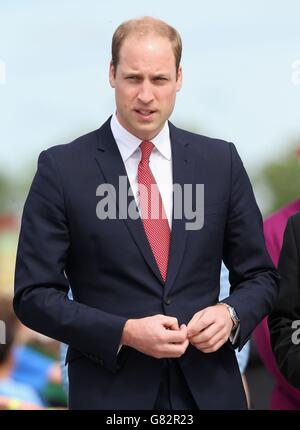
[134,109,156,119]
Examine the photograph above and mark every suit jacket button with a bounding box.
[164,297,172,305]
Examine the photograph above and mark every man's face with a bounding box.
[109,34,182,141]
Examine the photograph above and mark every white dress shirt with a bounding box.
[110,112,173,229]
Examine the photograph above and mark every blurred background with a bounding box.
[0,0,300,409]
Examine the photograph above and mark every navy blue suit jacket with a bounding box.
[14,117,279,409]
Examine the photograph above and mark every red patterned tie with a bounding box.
[138,141,171,282]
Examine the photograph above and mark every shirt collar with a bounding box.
[110,111,171,162]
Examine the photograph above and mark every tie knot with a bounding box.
[140,141,154,164]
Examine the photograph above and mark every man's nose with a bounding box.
[137,82,154,104]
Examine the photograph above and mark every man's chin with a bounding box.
[131,121,165,140]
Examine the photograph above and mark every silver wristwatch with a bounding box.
[219,302,240,329]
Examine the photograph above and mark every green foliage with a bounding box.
[0,173,12,214]
[255,142,300,216]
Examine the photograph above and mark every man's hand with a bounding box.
[121,315,189,359]
[187,304,233,353]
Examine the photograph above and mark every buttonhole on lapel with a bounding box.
[98,148,105,152]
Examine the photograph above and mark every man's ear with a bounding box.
[109,61,116,88]
[176,65,182,92]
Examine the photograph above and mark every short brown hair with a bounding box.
[111,16,182,75]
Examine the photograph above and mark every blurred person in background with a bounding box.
[253,149,300,409]
[12,323,63,404]
[268,213,300,391]
[0,297,43,409]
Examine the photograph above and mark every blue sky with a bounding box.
[0,0,300,180]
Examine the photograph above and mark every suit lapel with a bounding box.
[164,123,196,296]
[94,118,164,284]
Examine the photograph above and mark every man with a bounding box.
[14,16,279,410]
[268,213,300,391]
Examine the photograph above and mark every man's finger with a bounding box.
[187,314,212,338]
[192,333,227,351]
[161,316,179,330]
[199,338,226,353]
[188,323,220,344]
[186,310,204,336]
[180,323,188,336]
[164,338,190,357]
[164,328,188,344]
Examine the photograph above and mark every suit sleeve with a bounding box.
[268,216,300,389]
[222,142,280,350]
[14,150,127,373]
